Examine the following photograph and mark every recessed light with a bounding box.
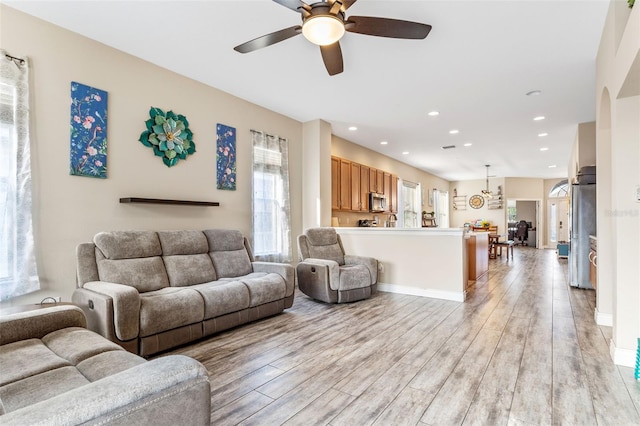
[464,143,473,147]
[428,111,440,116]
[348,126,357,131]
[540,147,549,151]
[526,90,542,96]
[449,130,459,134]
[548,164,557,168]
[402,151,410,155]
[538,132,549,137]
[533,116,545,121]
[380,141,388,145]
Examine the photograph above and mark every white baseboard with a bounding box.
[594,308,613,326]
[377,283,466,302]
[609,339,637,367]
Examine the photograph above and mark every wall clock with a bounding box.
[469,194,484,209]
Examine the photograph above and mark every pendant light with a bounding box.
[482,164,493,199]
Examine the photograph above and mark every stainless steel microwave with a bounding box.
[369,192,386,212]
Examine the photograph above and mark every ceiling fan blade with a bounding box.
[272,0,308,13]
[320,42,344,76]
[346,16,432,39]
[234,26,302,53]
[340,0,358,11]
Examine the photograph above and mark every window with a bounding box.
[0,52,39,300]
[434,189,449,228]
[399,180,421,228]
[549,179,569,198]
[251,131,291,263]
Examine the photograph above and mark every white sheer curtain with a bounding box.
[251,130,292,263]
[0,51,39,300]
[399,179,421,228]
[433,189,450,228]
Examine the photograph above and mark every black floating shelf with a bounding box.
[119,197,220,207]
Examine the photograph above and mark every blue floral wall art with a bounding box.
[70,82,108,178]
[216,123,236,190]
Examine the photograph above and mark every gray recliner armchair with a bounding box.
[297,227,378,303]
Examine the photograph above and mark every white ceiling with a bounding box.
[5,0,610,181]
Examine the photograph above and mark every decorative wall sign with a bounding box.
[216,123,236,190]
[139,107,195,167]
[70,82,108,178]
[469,194,485,209]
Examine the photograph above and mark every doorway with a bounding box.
[507,199,541,248]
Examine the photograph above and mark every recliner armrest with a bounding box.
[344,255,378,284]
[252,261,296,297]
[81,281,140,341]
[298,258,340,291]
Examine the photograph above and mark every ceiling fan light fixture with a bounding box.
[302,15,345,46]
[482,164,493,199]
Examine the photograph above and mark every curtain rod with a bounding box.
[4,53,26,67]
[250,129,283,140]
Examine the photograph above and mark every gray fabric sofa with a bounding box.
[0,304,210,425]
[297,227,378,303]
[72,229,295,357]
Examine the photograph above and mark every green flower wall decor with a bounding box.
[139,107,196,167]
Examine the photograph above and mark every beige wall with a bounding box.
[1,6,304,305]
[594,0,639,367]
[331,135,450,227]
[448,178,506,233]
[568,122,597,183]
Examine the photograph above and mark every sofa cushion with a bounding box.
[0,366,90,413]
[139,288,204,337]
[304,228,345,265]
[238,273,286,307]
[157,230,209,256]
[204,229,253,278]
[94,231,161,260]
[42,327,124,365]
[76,350,146,382]
[0,339,70,386]
[97,256,169,293]
[163,254,217,287]
[339,265,372,291]
[191,281,250,319]
[209,249,253,279]
[203,229,246,252]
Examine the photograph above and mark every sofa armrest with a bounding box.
[252,261,296,297]
[0,355,211,426]
[345,255,378,284]
[298,258,340,291]
[81,281,140,342]
[0,305,86,346]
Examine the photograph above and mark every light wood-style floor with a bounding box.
[162,248,640,425]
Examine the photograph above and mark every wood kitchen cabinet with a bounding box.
[331,156,395,213]
[382,173,398,213]
[369,168,384,194]
[358,164,370,211]
[331,157,340,210]
[390,174,398,213]
[331,156,352,211]
[350,162,364,211]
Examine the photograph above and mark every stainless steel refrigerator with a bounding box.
[568,183,596,288]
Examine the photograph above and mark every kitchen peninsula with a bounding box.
[336,227,469,302]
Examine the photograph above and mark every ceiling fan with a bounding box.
[233,0,432,76]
